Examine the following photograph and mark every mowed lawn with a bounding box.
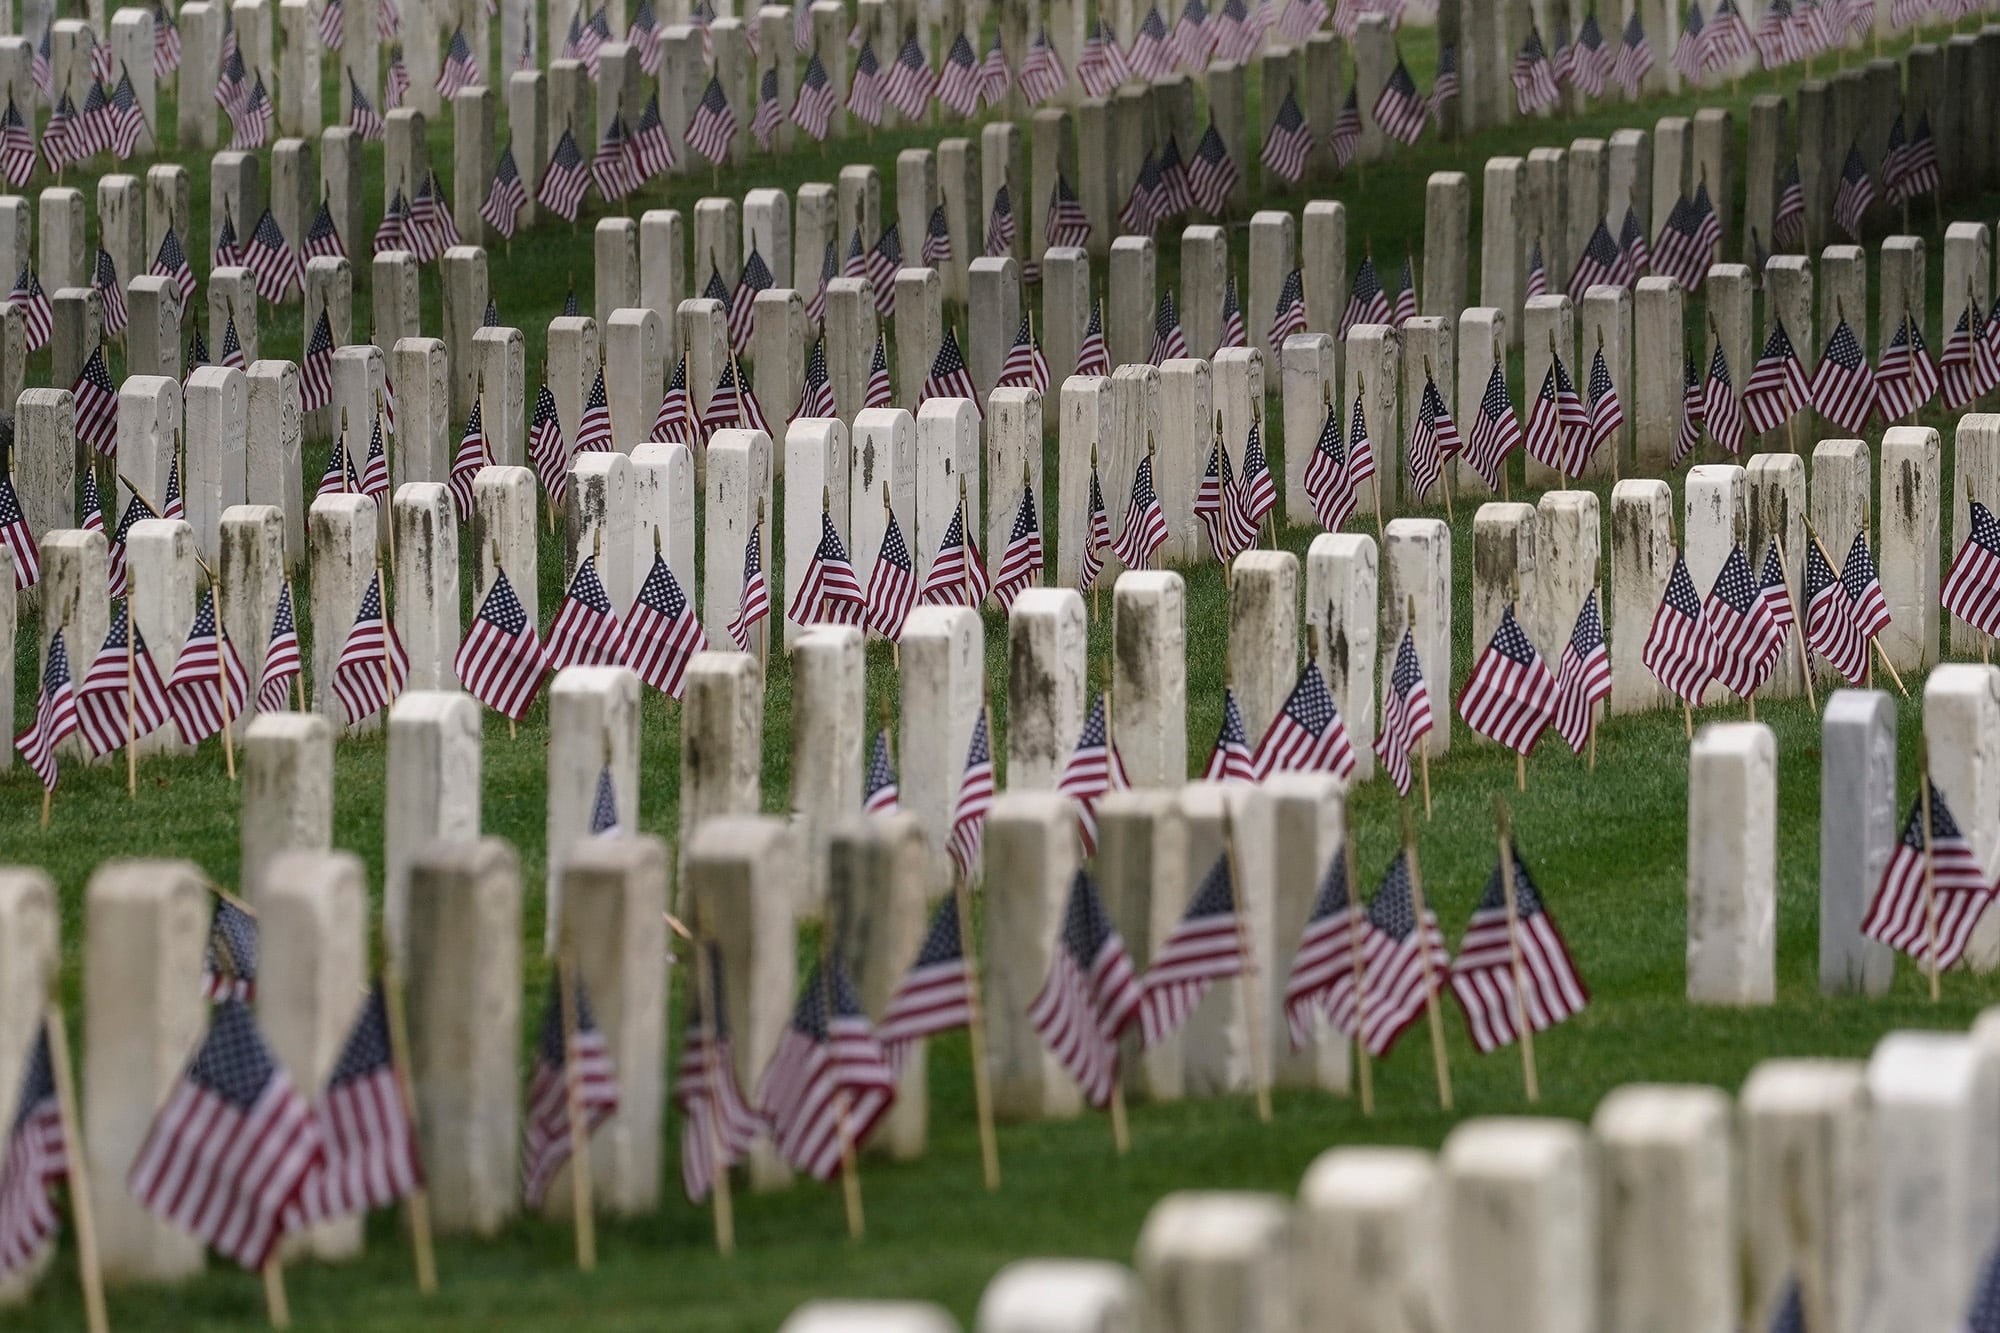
[8,17,2000,1330]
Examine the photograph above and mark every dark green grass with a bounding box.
[8,20,2000,1330]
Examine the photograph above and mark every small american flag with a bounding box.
[1255,660,1356,780]
[1340,254,1393,336]
[1193,437,1251,562]
[1449,848,1589,1054]
[347,69,384,140]
[1643,554,1714,702]
[1742,319,1810,434]
[447,398,488,518]
[1584,342,1624,463]
[1524,352,1588,477]
[1057,693,1129,854]
[653,355,695,444]
[588,764,621,837]
[936,31,981,116]
[1803,538,1866,684]
[1706,0,1754,68]
[1078,460,1111,591]
[1464,358,1523,489]
[921,203,952,267]
[1119,152,1165,238]
[199,897,258,1002]
[1283,848,1378,1045]
[529,383,570,506]
[1077,300,1111,377]
[538,127,589,223]
[82,469,106,536]
[1127,5,1173,79]
[219,314,248,371]
[1261,88,1311,184]
[1571,10,1612,93]
[373,188,408,255]
[793,50,836,140]
[1409,374,1461,503]
[1393,255,1419,327]
[1701,545,1786,698]
[1839,530,1892,641]
[918,500,989,607]
[317,425,356,496]
[155,3,182,75]
[882,32,934,120]
[1139,853,1244,1048]
[876,895,972,1073]
[1077,18,1126,98]
[578,368,614,452]
[590,115,640,204]
[1833,141,1874,242]
[1238,420,1277,528]
[303,198,345,263]
[289,984,423,1224]
[947,709,996,878]
[331,573,409,725]
[1651,191,1718,292]
[805,241,836,325]
[1759,539,1795,636]
[1703,338,1746,455]
[1673,0,1708,79]
[998,315,1050,394]
[921,328,980,410]
[128,1000,322,1269]
[866,224,902,314]
[1373,57,1428,145]
[1569,220,1622,296]
[1860,783,1997,972]
[410,168,459,259]
[1113,452,1170,570]
[795,337,838,421]
[848,40,884,127]
[40,91,76,174]
[1882,112,1914,204]
[1773,158,1806,247]
[1358,852,1451,1057]
[1304,398,1353,530]
[1875,312,1940,422]
[1810,315,1875,434]
[1458,605,1557,754]
[863,729,899,814]
[1269,267,1307,348]
[1941,298,1988,410]
[728,247,775,355]
[1615,206,1651,286]
[1550,590,1612,753]
[1201,686,1259,784]
[108,493,158,598]
[1944,500,2000,638]
[757,957,896,1181]
[1157,136,1195,219]
[479,143,528,241]
[165,589,249,745]
[152,227,196,305]
[991,481,1045,610]
[521,976,620,1208]
[1513,27,1560,112]
[1216,275,1247,352]
[1433,41,1464,113]
[718,522,769,653]
[674,945,761,1203]
[1029,870,1141,1107]
[74,603,172,756]
[751,65,783,150]
[0,1023,66,1281]
[1149,289,1189,365]
[1899,112,1939,201]
[72,344,118,458]
[1047,175,1091,250]
[256,585,302,714]
[623,553,707,699]
[1188,120,1240,215]
[790,508,868,628]
[1019,27,1066,106]
[436,25,479,98]
[1374,628,1434,797]
[1172,0,1214,70]
[228,73,274,150]
[455,566,545,719]
[93,245,127,338]
[866,332,893,408]
[1526,237,1549,299]
[863,507,918,639]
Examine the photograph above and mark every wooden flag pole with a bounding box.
[1920,737,1943,1004]
[216,582,238,781]
[690,932,738,1256]
[262,1256,290,1329]
[378,934,440,1294]
[1103,679,1130,1156]
[1089,444,1101,621]
[1359,369,1383,538]
[1770,530,1818,715]
[1494,797,1540,1104]
[1511,573,1526,793]
[1343,830,1374,1117]
[953,863,1002,1190]
[288,577,306,712]
[379,566,397,731]
[1403,595,1432,818]
[1551,330,1570,492]
[539,358,558,533]
[820,935,866,1242]
[125,598,139,798]
[556,946,598,1271]
[1400,803,1452,1111]
[44,996,109,1333]
[1252,397,1275,549]
[1221,802,1273,1123]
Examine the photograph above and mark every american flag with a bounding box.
[652,354,696,444]
[1196,436,1255,564]
[317,426,356,496]
[538,128,589,223]
[1860,783,1997,972]
[1526,237,1549,299]
[629,0,663,71]
[921,328,980,410]
[1803,537,1867,683]
[1239,420,1278,528]
[436,25,479,98]
[947,709,996,878]
[1254,660,1356,781]
[1643,554,1714,702]
[347,69,384,140]
[866,332,893,408]
[1982,300,2000,396]
[412,168,460,258]
[1742,320,1810,435]
[1941,298,1988,409]
[1569,220,1621,296]
[155,2,182,75]
[1457,605,1557,753]
[998,315,1051,394]
[219,314,248,371]
[1875,312,1940,422]
[1448,848,1589,1054]
[1077,18,1127,98]
[1374,628,1434,797]
[1898,113,1939,201]
[1883,113,1914,205]
[1833,142,1874,241]
[128,999,322,1269]
[724,522,770,652]
[373,187,408,254]
[479,143,528,240]
[1157,135,1195,218]
[1340,254,1393,336]
[199,896,258,1002]
[1113,452,1170,570]
[82,468,106,536]
[40,90,76,173]
[303,198,345,262]
[1758,539,1795,636]
[1216,275,1247,352]
[795,337,838,420]
[863,505,918,638]
[863,728,899,814]
[1172,0,1214,70]
[447,398,488,518]
[804,241,836,325]
[991,481,1045,610]
[936,31,981,116]
[288,985,424,1224]
[918,500,990,606]
[1261,88,1311,184]
[72,344,118,458]
[1119,152,1165,237]
[577,368,615,452]
[149,228,196,307]
[1700,545,1786,698]
[876,895,972,1073]
[674,946,761,1204]
[1703,339,1746,454]
[1078,459,1111,592]
[1046,175,1091,251]
[1651,190,1720,292]
[1944,500,2000,638]
[1127,5,1173,78]
[882,32,934,120]
[529,383,570,506]
[300,310,335,413]
[1030,870,1141,1108]
[728,247,775,354]
[1202,686,1259,783]
[108,492,158,598]
[1773,158,1805,247]
[1077,300,1110,376]
[1513,27,1560,112]
[331,572,408,724]
[792,51,836,141]
[1409,373,1461,503]
[455,567,545,719]
[756,957,896,1181]
[75,77,111,160]
[1392,255,1419,327]
[256,585,301,714]
[1188,120,1240,215]
[166,588,249,745]
[920,203,952,268]
[1269,267,1307,348]
[163,458,183,521]
[975,31,1010,107]
[866,224,902,314]
[1139,853,1244,1048]
[1057,693,1128,855]
[590,115,640,203]
[1583,342,1625,464]
[544,556,620,668]
[0,1023,65,1281]
[1149,290,1189,365]
[1286,846,1382,1047]
[1615,205,1651,286]
[1756,0,1806,66]
[521,976,620,1208]
[623,553,707,699]
[750,66,783,151]
[0,98,33,189]
[1019,27,1066,105]
[1432,41,1466,115]
[1546,588,1612,753]
[1811,316,1875,434]
[1358,851,1451,1058]
[1673,0,1708,80]
[1525,352,1589,477]
[1571,10,1611,94]
[1464,359,1523,489]
[228,73,274,150]
[1706,0,1754,68]
[1839,531,1892,641]
[1371,57,1428,146]
[790,508,868,627]
[848,40,884,126]
[108,70,144,157]
[74,602,172,756]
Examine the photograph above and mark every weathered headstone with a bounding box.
[1687,721,1776,1004]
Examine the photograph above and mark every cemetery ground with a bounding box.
[7,25,2000,1331]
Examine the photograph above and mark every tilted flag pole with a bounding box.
[822,929,866,1241]
[556,940,598,1270]
[1342,829,1373,1116]
[1400,802,1453,1111]
[691,915,738,1255]
[1493,796,1540,1104]
[378,920,440,1293]
[45,991,109,1333]
[957,687,1002,1190]
[1920,736,1942,1004]
[1221,801,1273,1123]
